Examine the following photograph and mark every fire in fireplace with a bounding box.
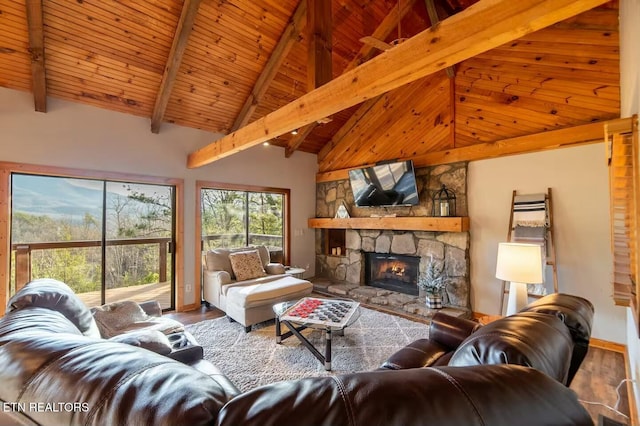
[364,252,420,296]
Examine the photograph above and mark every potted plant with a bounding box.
[418,257,448,309]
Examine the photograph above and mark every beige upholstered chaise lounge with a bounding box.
[203,246,313,331]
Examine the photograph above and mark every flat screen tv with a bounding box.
[348,160,420,207]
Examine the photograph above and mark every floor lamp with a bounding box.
[495,242,544,316]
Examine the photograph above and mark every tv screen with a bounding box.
[348,160,420,207]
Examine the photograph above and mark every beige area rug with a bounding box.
[185,307,428,392]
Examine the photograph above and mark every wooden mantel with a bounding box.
[308,216,469,232]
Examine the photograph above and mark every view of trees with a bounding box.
[11,176,286,307]
[11,175,174,305]
[201,189,284,251]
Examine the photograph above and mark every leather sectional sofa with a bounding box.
[0,279,594,425]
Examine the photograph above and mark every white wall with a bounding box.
[620,0,640,419]
[468,144,627,343]
[0,87,318,305]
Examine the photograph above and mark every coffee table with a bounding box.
[273,297,360,371]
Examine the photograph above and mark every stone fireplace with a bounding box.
[313,162,471,315]
[364,252,420,296]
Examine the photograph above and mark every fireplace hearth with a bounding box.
[364,252,420,296]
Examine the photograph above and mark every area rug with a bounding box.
[185,307,428,392]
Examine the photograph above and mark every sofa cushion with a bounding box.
[205,248,235,278]
[229,250,267,281]
[226,276,313,308]
[449,312,573,384]
[205,246,272,279]
[6,278,101,338]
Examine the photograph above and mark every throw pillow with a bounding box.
[109,329,173,355]
[229,250,267,281]
[91,301,150,338]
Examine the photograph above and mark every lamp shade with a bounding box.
[495,242,544,284]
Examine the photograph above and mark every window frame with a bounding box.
[0,162,185,315]
[196,180,291,307]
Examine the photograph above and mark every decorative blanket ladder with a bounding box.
[499,188,558,315]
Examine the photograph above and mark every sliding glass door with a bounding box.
[10,174,176,309]
[201,187,287,262]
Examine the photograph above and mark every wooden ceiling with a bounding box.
[0,0,620,173]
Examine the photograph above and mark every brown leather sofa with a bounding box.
[0,279,239,426]
[380,293,594,386]
[0,280,594,425]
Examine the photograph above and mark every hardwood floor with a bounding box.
[167,305,632,425]
[572,345,631,425]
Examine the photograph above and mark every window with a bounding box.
[200,185,288,263]
[9,172,177,310]
[606,115,639,332]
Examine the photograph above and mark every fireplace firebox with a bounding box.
[364,252,420,296]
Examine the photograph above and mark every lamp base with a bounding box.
[505,281,528,316]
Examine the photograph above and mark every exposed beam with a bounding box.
[284,0,419,157]
[231,0,307,132]
[25,0,47,113]
[150,0,202,134]
[187,0,608,169]
[284,124,316,157]
[424,0,456,78]
[306,0,333,91]
[315,121,606,182]
[284,0,332,158]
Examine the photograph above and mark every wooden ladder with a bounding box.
[499,188,558,315]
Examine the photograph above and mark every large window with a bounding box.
[10,173,176,310]
[200,185,289,263]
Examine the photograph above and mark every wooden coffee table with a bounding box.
[273,297,360,371]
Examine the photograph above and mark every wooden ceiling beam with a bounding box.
[285,0,419,158]
[187,0,609,169]
[285,0,332,158]
[425,0,456,78]
[231,0,307,132]
[315,121,606,182]
[306,0,332,91]
[25,0,47,112]
[150,0,202,134]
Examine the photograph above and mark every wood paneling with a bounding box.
[453,5,619,148]
[0,0,622,170]
[319,72,452,172]
[189,0,611,168]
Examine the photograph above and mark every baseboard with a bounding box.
[177,303,198,312]
[590,338,627,353]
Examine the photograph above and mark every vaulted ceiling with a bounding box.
[0,0,620,174]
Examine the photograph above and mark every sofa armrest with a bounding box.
[380,339,451,370]
[265,262,285,275]
[203,270,232,308]
[138,300,162,317]
[429,312,481,350]
[380,314,480,370]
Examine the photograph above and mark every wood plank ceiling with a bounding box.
[0,0,620,173]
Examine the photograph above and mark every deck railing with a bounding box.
[11,237,172,291]
[11,233,285,292]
